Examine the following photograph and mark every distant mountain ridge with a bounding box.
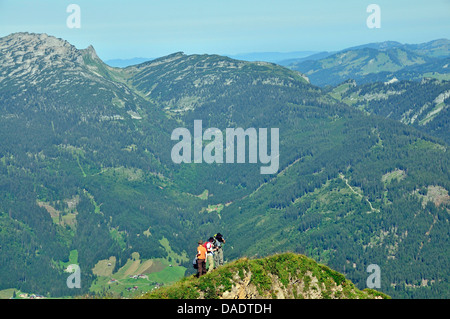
[105,57,154,68]
[226,51,319,64]
[105,52,320,68]
[285,39,450,86]
[343,39,450,58]
[104,39,449,70]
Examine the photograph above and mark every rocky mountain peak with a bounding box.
[0,32,83,67]
[81,44,101,62]
[0,32,99,87]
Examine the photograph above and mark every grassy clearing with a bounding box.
[160,237,189,264]
[382,169,407,185]
[414,185,450,208]
[90,247,187,298]
[204,203,224,214]
[409,139,446,152]
[0,288,20,299]
[60,250,78,270]
[92,256,116,277]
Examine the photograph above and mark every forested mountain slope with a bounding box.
[0,33,448,299]
[328,79,450,144]
[286,39,450,87]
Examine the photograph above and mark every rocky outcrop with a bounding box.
[220,270,350,299]
[141,253,389,299]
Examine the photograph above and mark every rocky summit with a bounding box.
[141,253,389,299]
[0,33,83,82]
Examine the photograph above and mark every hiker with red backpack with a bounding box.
[193,234,225,276]
[204,237,215,272]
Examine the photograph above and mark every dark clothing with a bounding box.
[213,234,225,268]
[197,259,206,277]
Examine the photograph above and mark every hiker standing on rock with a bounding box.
[213,233,225,269]
[196,240,207,277]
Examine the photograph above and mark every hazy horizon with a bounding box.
[102,37,449,65]
[1,0,449,61]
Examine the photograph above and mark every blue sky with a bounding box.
[0,0,449,60]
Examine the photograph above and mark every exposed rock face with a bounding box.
[0,32,119,92]
[220,269,375,299]
[0,32,92,94]
[0,32,83,77]
[0,32,142,122]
